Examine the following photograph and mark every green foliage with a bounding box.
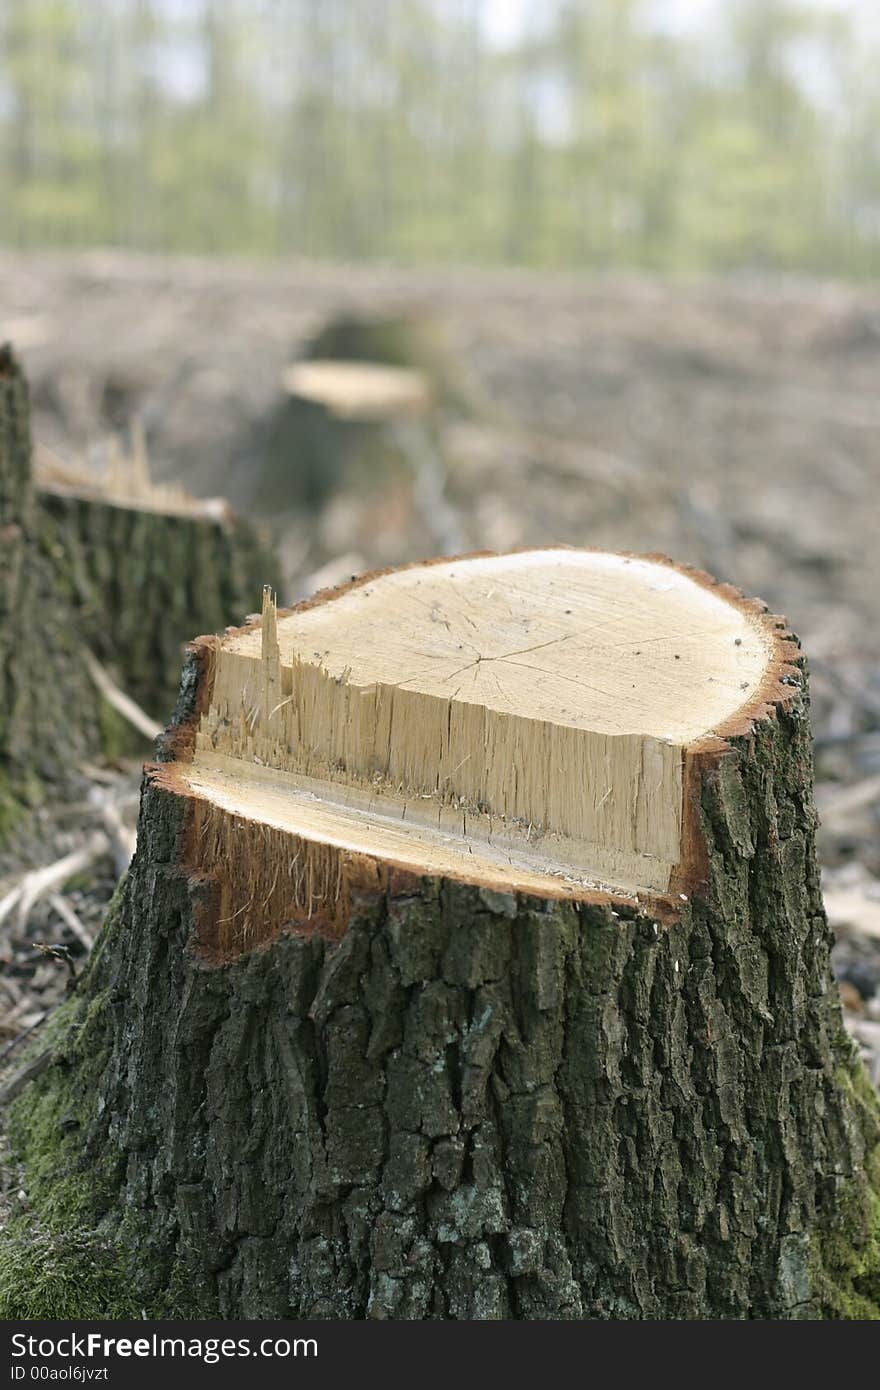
[5,994,119,1222]
[0,0,876,275]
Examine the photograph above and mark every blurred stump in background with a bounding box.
[254,310,479,571]
[1,346,282,852]
[34,431,280,735]
[303,310,491,418]
[257,358,431,514]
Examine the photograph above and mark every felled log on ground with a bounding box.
[34,430,280,728]
[4,549,879,1319]
[0,347,98,843]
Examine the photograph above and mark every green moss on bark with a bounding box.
[0,880,205,1319]
[813,1063,880,1318]
[0,1226,136,1320]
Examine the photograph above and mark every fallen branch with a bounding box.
[0,831,109,932]
[0,1050,52,1108]
[84,650,163,742]
[48,893,94,951]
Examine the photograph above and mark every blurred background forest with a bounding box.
[2,0,880,275]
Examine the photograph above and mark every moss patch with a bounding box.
[814,1056,880,1319]
[0,886,136,1318]
[815,1153,880,1318]
[0,1223,137,1320]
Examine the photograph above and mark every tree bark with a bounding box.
[0,347,98,845]
[36,485,279,727]
[3,558,879,1320]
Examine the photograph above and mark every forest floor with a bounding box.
[1,251,879,1090]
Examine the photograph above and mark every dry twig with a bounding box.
[84,650,163,742]
[0,831,109,932]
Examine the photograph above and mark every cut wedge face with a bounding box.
[175,550,792,928]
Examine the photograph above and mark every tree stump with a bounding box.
[5,549,879,1319]
[256,358,433,515]
[34,437,280,729]
[303,310,488,416]
[0,347,98,843]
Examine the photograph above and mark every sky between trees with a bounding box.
[1,0,878,275]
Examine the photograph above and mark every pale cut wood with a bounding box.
[280,360,431,421]
[223,550,771,741]
[181,753,633,903]
[34,437,233,523]
[185,551,791,913]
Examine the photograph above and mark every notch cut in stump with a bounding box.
[175,550,797,954]
[5,549,880,1320]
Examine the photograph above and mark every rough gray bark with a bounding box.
[0,346,98,847]
[36,486,280,726]
[3,641,879,1319]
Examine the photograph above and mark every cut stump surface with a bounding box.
[163,548,800,953]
